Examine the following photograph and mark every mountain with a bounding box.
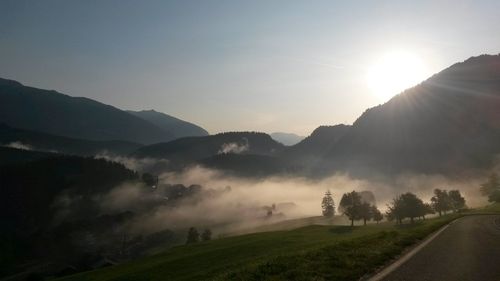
[281,125,351,172]
[132,132,285,168]
[318,54,500,177]
[127,110,209,138]
[131,54,500,178]
[0,123,141,156]
[0,78,174,144]
[270,132,305,146]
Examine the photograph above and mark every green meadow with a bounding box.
[57,214,463,281]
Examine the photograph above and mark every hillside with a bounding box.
[0,123,141,156]
[132,132,285,165]
[319,54,500,177]
[0,156,138,277]
[0,146,58,166]
[56,215,457,281]
[0,78,174,144]
[128,110,209,138]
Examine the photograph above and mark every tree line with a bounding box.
[321,188,466,225]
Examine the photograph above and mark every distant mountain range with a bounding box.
[1,54,500,178]
[270,132,304,146]
[183,54,500,178]
[0,78,208,145]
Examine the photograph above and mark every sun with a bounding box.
[366,51,429,102]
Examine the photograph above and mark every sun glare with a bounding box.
[366,51,429,102]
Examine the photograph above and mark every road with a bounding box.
[380,215,500,281]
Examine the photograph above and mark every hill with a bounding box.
[319,54,500,177]
[0,78,174,144]
[0,156,138,277]
[132,132,285,166]
[0,123,141,156]
[56,215,457,281]
[270,132,304,146]
[128,110,208,138]
[0,146,58,166]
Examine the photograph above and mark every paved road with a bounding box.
[382,215,500,281]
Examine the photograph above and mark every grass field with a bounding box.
[57,214,461,281]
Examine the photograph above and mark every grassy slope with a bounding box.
[58,215,459,281]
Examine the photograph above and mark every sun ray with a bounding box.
[366,51,430,102]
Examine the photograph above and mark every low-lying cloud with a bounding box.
[218,138,249,154]
[3,141,33,150]
[53,155,493,245]
[81,164,489,238]
[95,152,169,171]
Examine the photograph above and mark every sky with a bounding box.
[1,0,500,136]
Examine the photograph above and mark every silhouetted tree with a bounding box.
[431,189,451,216]
[419,203,435,220]
[399,192,425,223]
[340,191,362,226]
[448,190,466,212]
[480,173,500,203]
[186,227,199,244]
[386,196,404,224]
[201,229,212,241]
[359,202,372,225]
[321,190,335,218]
[372,205,383,224]
[386,193,426,224]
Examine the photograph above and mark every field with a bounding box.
[57,214,461,281]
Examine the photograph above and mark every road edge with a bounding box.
[366,217,460,281]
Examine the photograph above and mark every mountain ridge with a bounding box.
[127,109,209,138]
[0,77,208,145]
[317,53,500,177]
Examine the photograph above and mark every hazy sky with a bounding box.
[1,0,500,135]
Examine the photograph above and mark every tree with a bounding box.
[359,202,372,225]
[399,192,425,223]
[372,205,383,224]
[480,173,500,203]
[186,227,199,244]
[419,203,435,220]
[321,190,335,218]
[386,196,404,224]
[201,229,212,241]
[448,190,466,212]
[386,193,426,224]
[340,191,363,226]
[431,189,451,216]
